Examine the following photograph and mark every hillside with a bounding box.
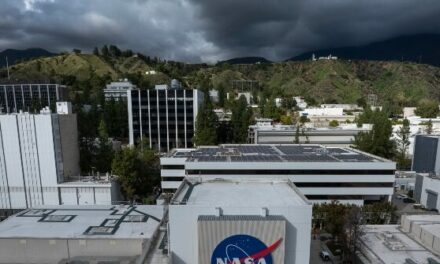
[0,53,170,84]
[1,53,440,109]
[189,60,440,108]
[288,34,440,67]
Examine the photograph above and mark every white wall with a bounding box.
[169,204,312,264]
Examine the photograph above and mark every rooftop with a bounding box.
[172,178,309,207]
[360,225,440,263]
[0,205,163,239]
[169,144,389,163]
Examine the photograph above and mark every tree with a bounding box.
[101,45,109,57]
[263,99,281,120]
[109,45,122,57]
[72,49,82,54]
[427,119,433,134]
[353,109,395,159]
[343,206,365,263]
[93,47,100,56]
[282,97,296,110]
[357,97,367,108]
[112,144,160,201]
[96,119,114,173]
[194,94,218,146]
[299,115,309,124]
[329,120,339,127]
[280,115,293,125]
[415,99,439,118]
[396,118,411,169]
[218,84,227,108]
[294,126,300,144]
[231,95,253,143]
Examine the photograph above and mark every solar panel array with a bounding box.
[230,155,283,162]
[276,145,321,155]
[180,145,380,163]
[235,145,278,155]
[283,155,337,162]
[196,156,228,162]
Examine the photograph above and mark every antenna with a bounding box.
[5,56,10,80]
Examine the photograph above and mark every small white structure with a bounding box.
[168,178,312,264]
[321,104,362,111]
[0,205,164,263]
[145,70,157,75]
[401,215,440,256]
[403,107,417,118]
[293,96,307,109]
[103,79,136,101]
[209,89,219,103]
[318,54,338,60]
[300,107,344,117]
[56,101,72,114]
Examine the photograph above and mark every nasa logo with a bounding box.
[211,234,282,264]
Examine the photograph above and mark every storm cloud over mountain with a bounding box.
[1,0,440,62]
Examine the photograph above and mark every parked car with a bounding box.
[320,250,331,261]
[397,194,408,199]
[403,198,415,203]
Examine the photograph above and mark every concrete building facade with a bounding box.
[127,87,203,152]
[103,79,136,101]
[0,107,117,211]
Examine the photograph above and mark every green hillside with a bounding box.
[1,54,440,110]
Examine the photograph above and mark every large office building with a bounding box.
[0,205,164,263]
[0,103,118,212]
[248,123,371,147]
[127,86,203,152]
[103,79,136,101]
[169,178,312,264]
[160,144,396,205]
[412,134,440,174]
[0,83,68,113]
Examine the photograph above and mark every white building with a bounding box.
[414,173,440,211]
[359,215,440,264]
[321,104,362,111]
[168,178,312,264]
[160,144,396,205]
[300,107,344,117]
[0,107,118,212]
[0,205,164,263]
[248,123,372,147]
[103,79,136,101]
[293,96,307,109]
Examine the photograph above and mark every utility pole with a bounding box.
[5,56,10,80]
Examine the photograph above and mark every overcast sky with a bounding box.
[1,0,440,63]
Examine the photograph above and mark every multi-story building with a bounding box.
[127,86,203,152]
[160,144,396,205]
[248,123,372,147]
[0,103,118,212]
[169,178,312,264]
[0,83,68,113]
[103,79,136,101]
[412,134,440,174]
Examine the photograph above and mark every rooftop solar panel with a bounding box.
[283,155,337,162]
[276,145,321,155]
[333,154,374,162]
[230,155,282,162]
[235,145,277,155]
[197,156,228,162]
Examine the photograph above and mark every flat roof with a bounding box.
[0,205,163,239]
[360,225,440,263]
[169,144,389,163]
[172,178,309,207]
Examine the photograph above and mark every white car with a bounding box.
[320,250,330,261]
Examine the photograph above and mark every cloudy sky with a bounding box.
[1,0,440,62]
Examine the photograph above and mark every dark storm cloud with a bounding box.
[0,0,440,62]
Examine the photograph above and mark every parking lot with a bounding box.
[310,235,341,264]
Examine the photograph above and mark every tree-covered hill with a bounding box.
[1,51,440,112]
